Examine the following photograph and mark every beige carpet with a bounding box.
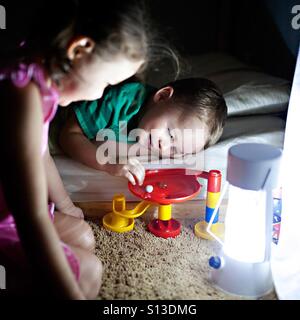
[89,216,277,300]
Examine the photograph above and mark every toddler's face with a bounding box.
[138,102,208,158]
[57,54,144,106]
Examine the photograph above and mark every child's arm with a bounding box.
[44,148,83,218]
[59,111,146,185]
[0,82,84,299]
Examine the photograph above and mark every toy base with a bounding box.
[194,221,224,240]
[148,219,181,238]
[103,212,134,233]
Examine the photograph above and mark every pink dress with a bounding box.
[0,63,80,281]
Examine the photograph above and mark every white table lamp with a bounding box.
[208,143,282,297]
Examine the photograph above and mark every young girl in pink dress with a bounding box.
[0,0,149,299]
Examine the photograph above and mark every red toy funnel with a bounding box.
[128,169,203,205]
[128,169,203,238]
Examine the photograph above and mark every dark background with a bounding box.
[144,0,299,80]
[1,0,299,80]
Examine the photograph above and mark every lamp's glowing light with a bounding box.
[223,186,267,263]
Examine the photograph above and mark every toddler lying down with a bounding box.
[56,77,227,185]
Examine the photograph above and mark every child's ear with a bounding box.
[67,36,95,61]
[153,86,174,103]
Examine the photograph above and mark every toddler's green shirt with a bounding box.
[73,82,154,143]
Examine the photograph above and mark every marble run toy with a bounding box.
[103,168,224,239]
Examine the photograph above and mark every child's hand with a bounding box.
[56,196,84,219]
[104,158,145,185]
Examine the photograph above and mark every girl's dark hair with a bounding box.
[0,0,151,81]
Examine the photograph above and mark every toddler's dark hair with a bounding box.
[1,0,152,82]
[166,78,227,147]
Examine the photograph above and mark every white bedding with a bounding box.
[54,53,288,202]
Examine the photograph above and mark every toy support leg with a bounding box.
[148,204,181,238]
[158,204,172,221]
[195,170,225,240]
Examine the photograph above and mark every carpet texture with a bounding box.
[89,217,277,300]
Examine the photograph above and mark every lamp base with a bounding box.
[210,252,274,298]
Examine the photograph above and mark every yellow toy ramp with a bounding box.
[103,194,152,233]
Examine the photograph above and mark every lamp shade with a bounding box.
[227,143,282,191]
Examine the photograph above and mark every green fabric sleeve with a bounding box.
[72,82,154,141]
